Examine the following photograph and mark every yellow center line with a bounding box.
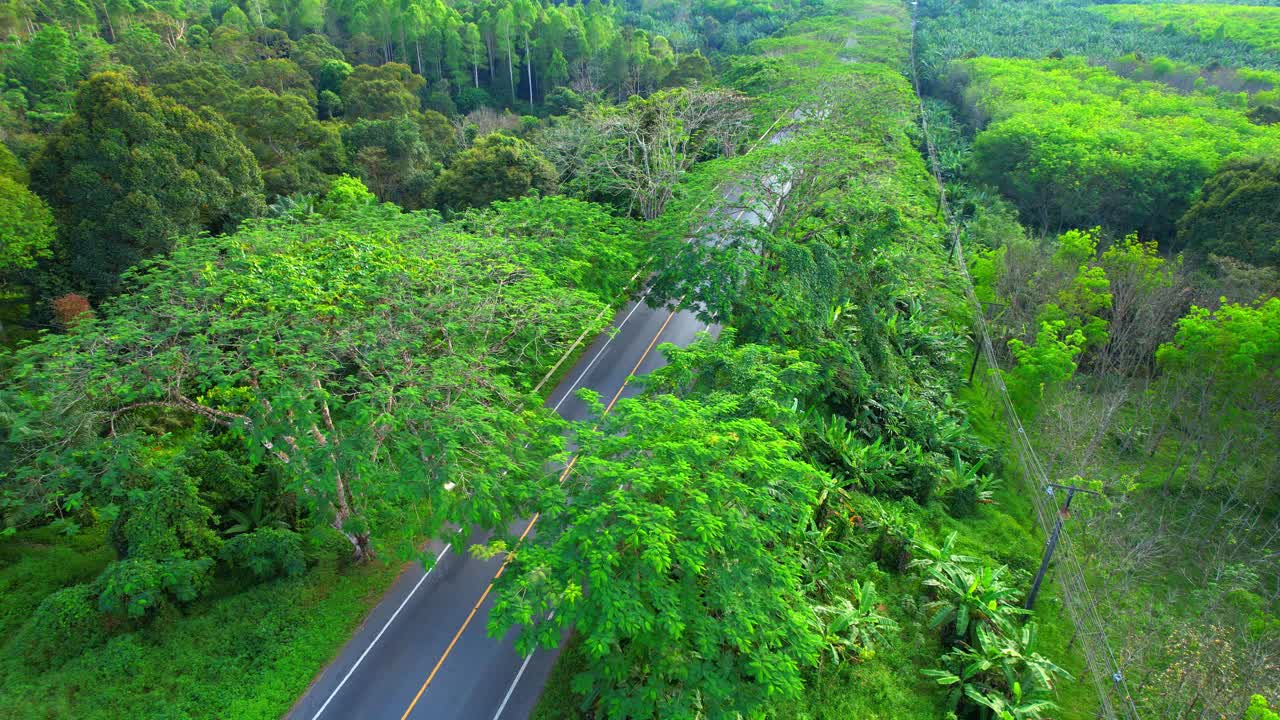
[398,307,680,720]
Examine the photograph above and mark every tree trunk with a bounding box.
[526,34,534,104]
[507,34,515,99]
[101,1,116,42]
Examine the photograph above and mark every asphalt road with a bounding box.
[286,291,715,720]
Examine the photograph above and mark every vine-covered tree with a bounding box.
[543,86,750,219]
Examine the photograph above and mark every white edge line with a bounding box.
[492,609,558,720]
[491,650,536,720]
[309,544,451,720]
[549,288,652,414]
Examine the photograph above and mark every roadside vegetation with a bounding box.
[1,0,1276,717]
[918,0,1280,717]
[0,0,812,715]
[523,0,1091,717]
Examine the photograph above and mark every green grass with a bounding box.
[0,525,115,640]
[957,364,1098,720]
[530,634,591,720]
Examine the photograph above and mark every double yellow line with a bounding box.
[398,307,680,719]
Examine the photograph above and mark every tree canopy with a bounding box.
[491,340,829,719]
[29,72,265,298]
[1,180,640,595]
[1176,155,1280,268]
[952,56,1280,240]
[434,133,557,211]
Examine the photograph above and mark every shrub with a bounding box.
[13,583,108,669]
[1246,695,1279,720]
[96,559,167,618]
[455,86,494,115]
[95,557,213,618]
[220,528,306,580]
[303,525,355,568]
[51,293,92,327]
[945,483,979,518]
[316,174,380,218]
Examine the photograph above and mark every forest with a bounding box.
[0,0,1277,718]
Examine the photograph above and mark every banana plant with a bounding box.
[799,519,856,601]
[924,560,1024,645]
[940,449,999,516]
[863,497,918,572]
[223,496,291,536]
[910,531,978,576]
[923,623,1070,720]
[813,414,898,494]
[812,580,900,665]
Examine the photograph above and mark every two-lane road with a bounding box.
[287,290,713,720]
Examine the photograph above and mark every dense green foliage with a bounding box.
[0,0,780,323]
[925,2,1280,712]
[1175,155,1280,266]
[1092,3,1280,54]
[948,56,1280,238]
[494,343,829,718]
[434,132,557,210]
[0,534,404,720]
[2,0,1276,716]
[30,72,265,298]
[519,1,1083,717]
[0,182,643,717]
[0,174,54,291]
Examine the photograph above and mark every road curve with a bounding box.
[286,290,714,720]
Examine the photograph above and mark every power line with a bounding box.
[905,3,1142,719]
